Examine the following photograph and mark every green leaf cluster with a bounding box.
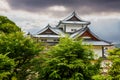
[0,16,43,80]
[108,48,120,80]
[93,48,120,80]
[39,37,100,80]
[0,54,15,80]
[0,16,21,34]
[0,32,42,80]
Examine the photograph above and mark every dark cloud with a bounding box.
[7,0,120,15]
[6,0,120,42]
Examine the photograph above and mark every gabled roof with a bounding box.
[61,11,90,25]
[56,11,90,28]
[70,27,111,45]
[33,24,65,38]
[71,27,101,40]
[37,24,59,35]
[80,27,101,41]
[63,11,83,21]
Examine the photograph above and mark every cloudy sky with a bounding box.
[0,0,120,43]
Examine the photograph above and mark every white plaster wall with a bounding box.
[59,24,87,33]
[39,38,59,42]
[92,46,103,58]
[46,39,54,42]
[92,46,114,59]
[65,24,83,32]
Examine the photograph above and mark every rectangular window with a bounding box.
[82,36,92,41]
[41,39,47,42]
[54,39,59,42]
[71,29,77,32]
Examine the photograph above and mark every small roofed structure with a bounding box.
[57,11,90,34]
[32,24,65,45]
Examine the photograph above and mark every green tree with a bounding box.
[93,48,120,80]
[0,16,21,34]
[0,54,15,80]
[108,48,120,80]
[39,37,100,80]
[0,32,43,80]
[0,15,43,79]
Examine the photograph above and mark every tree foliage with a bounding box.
[93,48,120,80]
[108,48,120,80]
[0,16,21,34]
[39,37,100,80]
[0,54,15,80]
[0,32,42,79]
[0,15,43,80]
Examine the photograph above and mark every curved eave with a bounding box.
[70,27,88,38]
[37,25,59,35]
[70,27,112,45]
[82,41,112,46]
[63,11,84,21]
[32,34,65,38]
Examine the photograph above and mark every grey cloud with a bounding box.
[7,0,120,15]
[5,0,120,42]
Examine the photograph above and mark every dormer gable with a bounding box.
[80,28,100,41]
[63,11,88,22]
[66,15,81,21]
[71,27,102,41]
[65,12,82,21]
[37,24,58,35]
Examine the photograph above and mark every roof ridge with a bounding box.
[36,24,59,35]
[63,11,87,22]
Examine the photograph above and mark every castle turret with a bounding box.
[57,11,90,34]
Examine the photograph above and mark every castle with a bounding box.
[31,12,113,58]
